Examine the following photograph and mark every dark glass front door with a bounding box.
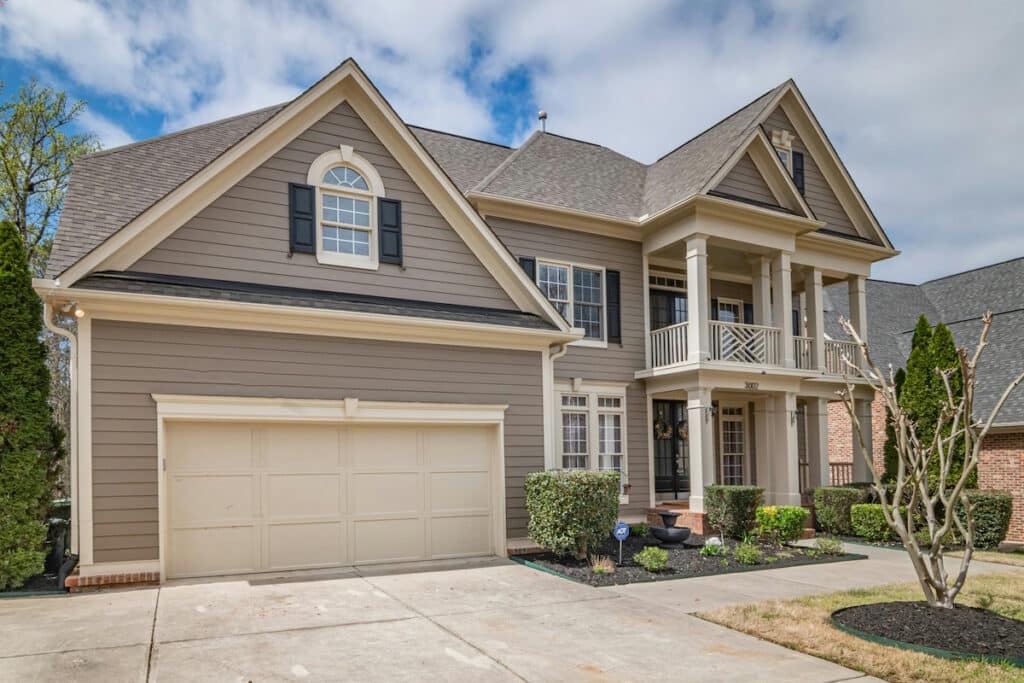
[649,290,687,331]
[653,400,689,498]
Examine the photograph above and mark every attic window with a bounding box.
[771,128,795,172]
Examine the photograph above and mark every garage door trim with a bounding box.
[153,394,508,581]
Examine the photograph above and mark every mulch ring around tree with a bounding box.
[832,601,1024,665]
[512,534,865,587]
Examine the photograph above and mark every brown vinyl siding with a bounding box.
[90,319,543,562]
[487,217,650,514]
[130,102,515,310]
[764,107,858,237]
[713,153,778,206]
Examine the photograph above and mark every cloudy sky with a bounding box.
[2,0,1022,282]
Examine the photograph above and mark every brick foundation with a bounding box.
[646,506,706,535]
[64,568,160,592]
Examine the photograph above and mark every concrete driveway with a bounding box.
[0,556,884,683]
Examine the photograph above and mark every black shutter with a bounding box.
[518,256,536,281]
[792,309,801,335]
[743,303,754,324]
[792,151,805,195]
[288,183,315,254]
[710,297,719,321]
[606,270,621,344]
[378,198,402,265]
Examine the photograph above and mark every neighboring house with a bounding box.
[36,60,896,588]
[825,258,1024,542]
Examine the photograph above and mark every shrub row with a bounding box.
[755,505,809,544]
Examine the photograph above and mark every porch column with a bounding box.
[771,252,795,368]
[686,387,716,512]
[769,392,801,505]
[750,256,772,325]
[804,268,826,371]
[847,275,868,341]
[806,397,830,489]
[852,398,875,482]
[686,235,710,362]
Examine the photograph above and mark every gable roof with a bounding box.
[47,72,890,284]
[824,256,1024,425]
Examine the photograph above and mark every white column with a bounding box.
[750,256,772,325]
[848,275,868,340]
[771,252,795,367]
[769,392,801,505]
[804,268,826,370]
[806,397,830,489]
[686,387,716,512]
[852,398,875,482]
[686,235,710,362]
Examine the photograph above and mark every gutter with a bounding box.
[42,302,79,557]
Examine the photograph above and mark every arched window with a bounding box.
[307,145,386,269]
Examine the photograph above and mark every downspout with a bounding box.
[43,302,78,556]
[542,343,570,469]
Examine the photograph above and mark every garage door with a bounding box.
[165,421,498,579]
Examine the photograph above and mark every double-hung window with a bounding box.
[535,260,605,343]
[597,397,623,472]
[560,395,589,469]
[556,385,628,494]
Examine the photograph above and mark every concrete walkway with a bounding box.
[0,546,1017,682]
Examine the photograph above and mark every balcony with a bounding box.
[709,320,781,365]
[650,321,688,367]
[825,339,860,375]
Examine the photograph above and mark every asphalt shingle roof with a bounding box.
[410,126,513,192]
[825,257,1024,425]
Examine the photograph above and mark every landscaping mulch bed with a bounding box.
[832,601,1024,663]
[0,571,61,596]
[514,534,864,587]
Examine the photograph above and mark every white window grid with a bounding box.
[557,390,627,481]
[535,260,606,342]
[317,164,377,265]
[720,406,745,485]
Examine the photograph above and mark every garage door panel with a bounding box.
[424,427,493,469]
[430,471,490,512]
[349,426,418,469]
[170,525,257,577]
[170,474,256,524]
[168,423,253,470]
[263,424,340,469]
[266,473,343,519]
[430,516,491,557]
[353,518,426,564]
[267,521,345,569]
[351,472,420,516]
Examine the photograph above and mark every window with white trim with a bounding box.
[557,388,627,483]
[535,260,605,341]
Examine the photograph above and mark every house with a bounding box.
[825,257,1024,542]
[35,59,896,588]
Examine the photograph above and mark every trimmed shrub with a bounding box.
[704,485,764,540]
[958,490,1013,549]
[815,536,845,556]
[756,505,809,545]
[851,503,900,542]
[700,541,724,557]
[525,470,620,557]
[629,522,650,539]
[0,221,64,590]
[733,541,763,565]
[813,487,870,535]
[633,546,669,572]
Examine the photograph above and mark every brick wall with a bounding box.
[978,432,1024,543]
[827,393,886,475]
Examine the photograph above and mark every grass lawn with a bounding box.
[698,571,1024,683]
[949,549,1024,569]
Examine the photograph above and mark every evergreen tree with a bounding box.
[882,368,906,483]
[928,323,972,487]
[0,220,63,589]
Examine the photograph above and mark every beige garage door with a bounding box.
[165,421,498,579]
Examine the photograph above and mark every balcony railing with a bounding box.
[825,339,860,375]
[709,320,781,365]
[650,321,688,367]
[829,462,854,486]
[793,336,814,370]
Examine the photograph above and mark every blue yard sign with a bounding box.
[613,522,630,564]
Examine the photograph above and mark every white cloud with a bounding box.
[2,0,1022,282]
[76,110,134,149]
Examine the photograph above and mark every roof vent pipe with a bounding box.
[538,110,547,132]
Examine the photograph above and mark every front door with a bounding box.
[653,400,689,498]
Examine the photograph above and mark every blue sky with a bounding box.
[2,0,1023,282]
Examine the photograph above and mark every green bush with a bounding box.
[850,504,900,542]
[814,536,845,556]
[0,221,64,590]
[525,470,620,557]
[813,487,870,535]
[629,522,650,538]
[732,541,763,565]
[700,541,724,557]
[633,546,669,572]
[704,485,764,539]
[957,490,1013,549]
[755,505,809,545]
